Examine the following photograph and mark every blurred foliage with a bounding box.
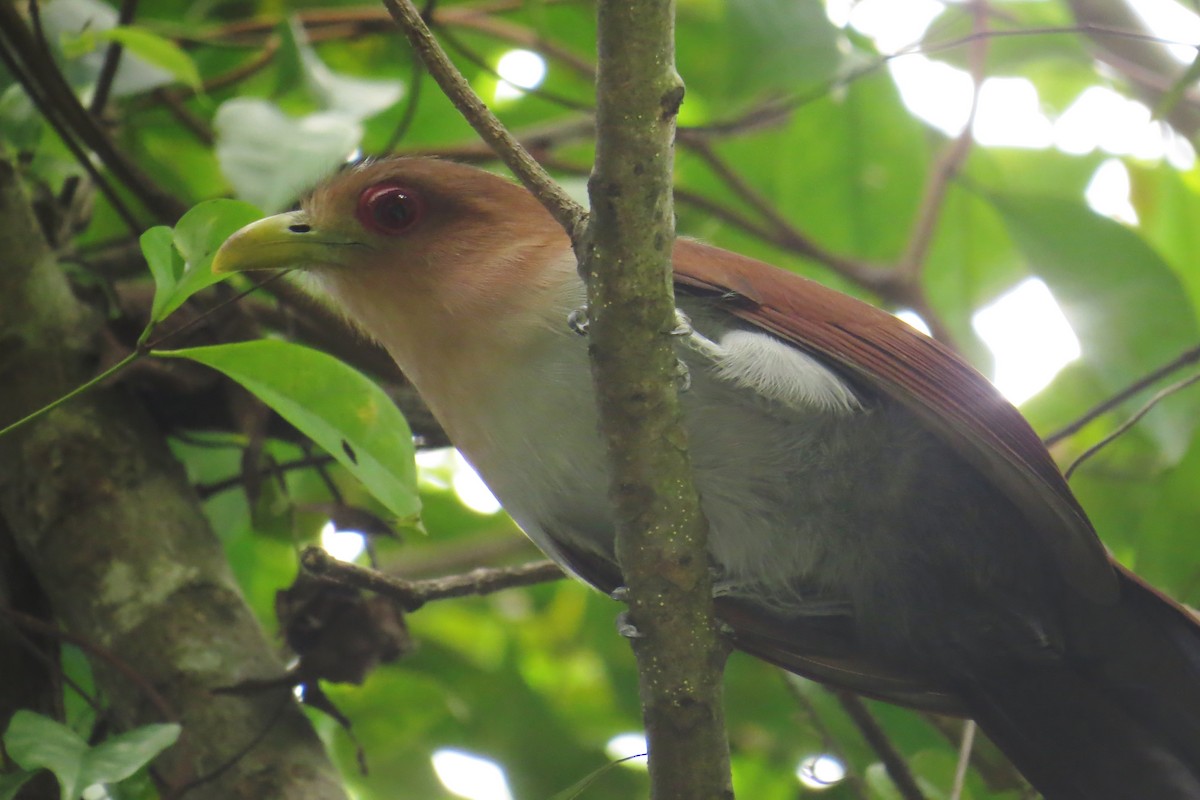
[4,0,1200,797]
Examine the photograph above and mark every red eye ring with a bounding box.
[356,182,424,236]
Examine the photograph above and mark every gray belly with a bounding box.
[469,301,1063,669]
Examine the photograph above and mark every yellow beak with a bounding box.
[211,211,362,274]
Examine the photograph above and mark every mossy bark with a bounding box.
[0,156,347,800]
[582,3,734,798]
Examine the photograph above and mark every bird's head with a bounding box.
[212,158,579,393]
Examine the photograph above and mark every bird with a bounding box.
[212,156,1200,799]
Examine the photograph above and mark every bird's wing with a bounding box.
[551,532,969,713]
[672,239,1118,605]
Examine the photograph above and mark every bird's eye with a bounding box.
[356,183,424,236]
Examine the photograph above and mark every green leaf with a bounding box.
[142,200,262,326]
[169,199,263,313]
[155,340,421,520]
[4,711,88,800]
[97,27,201,90]
[60,29,98,61]
[0,85,44,151]
[79,723,181,786]
[722,0,841,95]
[990,192,1200,464]
[4,712,180,800]
[1155,49,1200,121]
[139,225,181,323]
[0,769,38,800]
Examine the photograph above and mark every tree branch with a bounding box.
[581,0,732,797]
[381,1,732,794]
[0,4,187,223]
[380,0,587,240]
[1044,342,1200,446]
[836,692,927,800]
[300,548,565,609]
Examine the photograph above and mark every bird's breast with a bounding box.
[418,296,1065,669]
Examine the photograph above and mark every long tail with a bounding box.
[965,570,1200,800]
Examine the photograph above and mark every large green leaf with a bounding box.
[3,711,179,800]
[1130,160,1200,314]
[155,340,420,521]
[172,199,264,305]
[990,191,1200,463]
[680,71,929,274]
[3,711,87,800]
[81,723,182,786]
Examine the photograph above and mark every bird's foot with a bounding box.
[670,309,694,337]
[672,309,726,361]
[568,305,589,336]
[615,610,644,639]
[674,358,692,392]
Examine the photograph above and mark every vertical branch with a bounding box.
[90,0,139,113]
[380,2,731,793]
[581,1,732,799]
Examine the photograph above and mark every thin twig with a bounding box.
[300,547,565,610]
[143,271,291,351]
[1065,371,1200,479]
[0,3,186,223]
[780,675,869,800]
[166,693,292,800]
[1044,342,1200,446]
[201,0,572,42]
[445,12,596,80]
[195,453,337,499]
[896,1,989,282]
[0,606,177,724]
[383,39,427,152]
[836,691,928,800]
[0,26,143,233]
[380,0,586,241]
[7,624,98,715]
[949,720,976,800]
[679,135,893,291]
[434,23,592,112]
[156,89,215,146]
[0,350,142,438]
[90,0,139,113]
[689,23,1190,144]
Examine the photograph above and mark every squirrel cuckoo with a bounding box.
[213,157,1200,799]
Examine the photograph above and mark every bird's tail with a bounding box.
[964,570,1200,800]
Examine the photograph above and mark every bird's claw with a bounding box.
[675,359,692,392]
[672,308,726,362]
[568,306,590,336]
[670,310,694,337]
[615,610,644,639]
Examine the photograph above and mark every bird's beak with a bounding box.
[211,211,362,275]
